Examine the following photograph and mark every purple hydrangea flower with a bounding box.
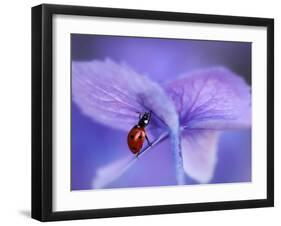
[72,58,251,188]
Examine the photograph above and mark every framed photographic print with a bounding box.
[32,4,274,221]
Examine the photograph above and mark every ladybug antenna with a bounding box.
[136,111,142,120]
[147,111,152,119]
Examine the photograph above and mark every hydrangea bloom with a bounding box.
[72,58,251,188]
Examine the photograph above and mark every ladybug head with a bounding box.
[138,111,151,128]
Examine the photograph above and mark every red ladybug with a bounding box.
[127,112,152,156]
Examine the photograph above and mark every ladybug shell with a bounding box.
[127,126,146,154]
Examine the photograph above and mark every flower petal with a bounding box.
[164,67,251,130]
[73,59,186,185]
[72,58,178,135]
[181,130,220,183]
[164,67,251,183]
[92,132,170,189]
[92,155,136,189]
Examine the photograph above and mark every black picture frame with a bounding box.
[32,3,274,222]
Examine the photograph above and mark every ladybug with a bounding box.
[127,112,152,156]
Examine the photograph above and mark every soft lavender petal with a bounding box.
[92,155,136,189]
[92,132,169,189]
[165,67,251,130]
[181,130,221,183]
[74,59,185,185]
[72,59,178,136]
[165,67,251,183]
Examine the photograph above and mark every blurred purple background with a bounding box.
[71,34,251,190]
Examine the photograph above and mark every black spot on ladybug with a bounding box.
[132,147,136,150]
[138,135,142,140]
[130,135,134,139]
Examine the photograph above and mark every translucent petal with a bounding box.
[165,67,251,130]
[181,130,220,183]
[72,58,179,135]
[165,67,251,182]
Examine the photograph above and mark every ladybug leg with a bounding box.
[145,135,152,146]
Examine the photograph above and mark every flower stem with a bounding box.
[170,129,185,185]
